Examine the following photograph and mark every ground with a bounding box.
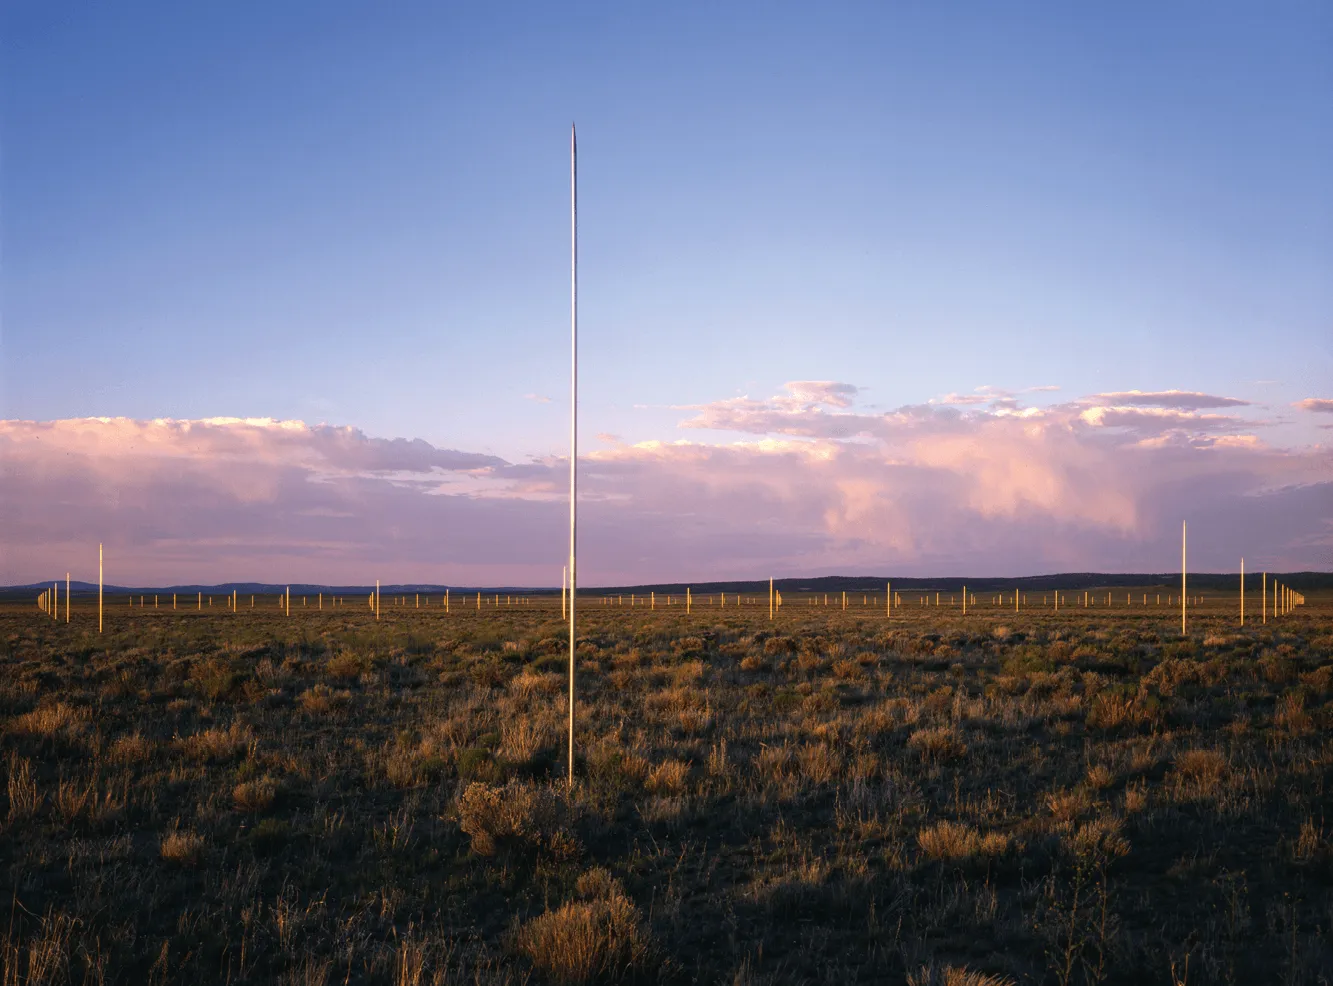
[1,590,1330,985]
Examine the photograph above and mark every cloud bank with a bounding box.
[3,390,1330,585]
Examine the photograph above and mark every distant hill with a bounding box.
[3,572,1330,599]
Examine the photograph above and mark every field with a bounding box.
[2,590,1331,985]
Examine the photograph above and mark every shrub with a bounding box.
[1003,648,1054,675]
[832,659,864,681]
[326,651,367,681]
[456,747,503,783]
[457,780,578,859]
[191,658,246,702]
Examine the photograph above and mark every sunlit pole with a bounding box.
[567,123,579,789]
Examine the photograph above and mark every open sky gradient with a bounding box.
[2,2,1331,585]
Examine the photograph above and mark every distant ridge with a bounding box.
[3,572,1330,597]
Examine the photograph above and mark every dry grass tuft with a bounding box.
[179,723,253,762]
[917,820,1010,863]
[9,702,86,738]
[233,776,279,812]
[108,733,155,764]
[908,727,966,762]
[1171,748,1227,795]
[54,774,121,826]
[1086,764,1115,791]
[1065,816,1131,860]
[644,760,688,795]
[908,966,1016,986]
[6,752,41,822]
[1086,692,1145,731]
[299,684,350,713]
[161,828,205,866]
[1046,789,1093,825]
[1273,692,1312,735]
[908,965,1016,986]
[513,869,652,984]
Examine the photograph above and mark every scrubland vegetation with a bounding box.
[2,597,1331,985]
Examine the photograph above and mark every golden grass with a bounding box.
[513,870,651,985]
[917,820,1011,863]
[160,828,205,866]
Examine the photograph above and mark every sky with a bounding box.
[2,2,1331,585]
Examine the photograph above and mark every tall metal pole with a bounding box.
[98,544,103,634]
[568,124,578,789]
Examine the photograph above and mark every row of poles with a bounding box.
[34,581,1306,620]
[27,550,1312,634]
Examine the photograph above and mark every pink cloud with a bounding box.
[1294,398,1333,414]
[2,400,1330,586]
[1085,390,1251,410]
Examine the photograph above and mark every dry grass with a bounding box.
[0,594,1329,984]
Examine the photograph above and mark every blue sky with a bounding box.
[2,3,1331,583]
[5,2,1330,457]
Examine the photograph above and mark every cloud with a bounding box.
[3,395,1330,586]
[1085,390,1251,410]
[932,392,993,406]
[1075,405,1250,437]
[1294,398,1333,414]
[524,394,553,404]
[781,381,859,407]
